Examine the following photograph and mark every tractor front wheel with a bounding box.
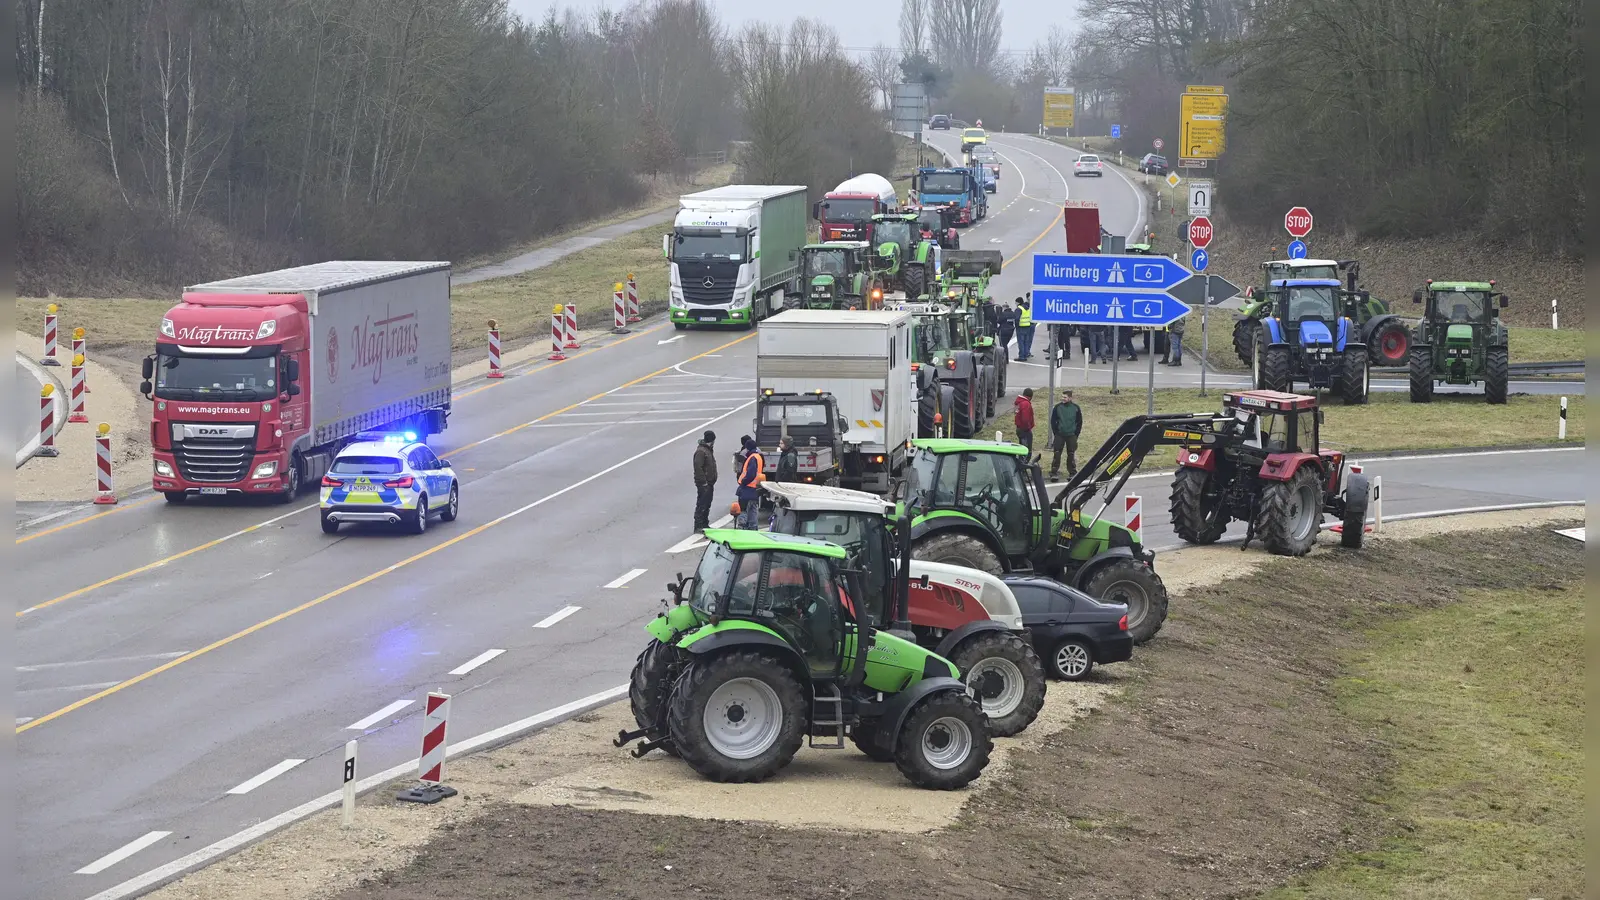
[1340,471,1371,550]
[628,639,682,757]
[667,651,807,783]
[1083,560,1169,645]
[1409,347,1434,402]
[948,631,1046,737]
[913,532,1005,575]
[904,263,927,299]
[1484,347,1509,404]
[1257,340,1293,392]
[1339,348,1370,405]
[1169,466,1228,545]
[1255,466,1323,557]
[893,691,993,790]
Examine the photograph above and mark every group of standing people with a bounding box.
[691,431,800,532]
[996,293,1184,367]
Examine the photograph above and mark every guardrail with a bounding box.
[1372,360,1585,377]
[684,150,728,168]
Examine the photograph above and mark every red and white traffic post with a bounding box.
[396,692,458,804]
[37,383,60,458]
[41,303,60,366]
[68,354,89,423]
[625,273,641,322]
[612,283,631,335]
[564,302,580,349]
[1124,494,1143,544]
[94,422,117,505]
[72,328,90,392]
[486,319,504,378]
[549,305,568,361]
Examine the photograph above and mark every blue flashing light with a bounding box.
[403,431,417,442]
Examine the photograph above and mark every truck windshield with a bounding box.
[1436,290,1489,322]
[918,173,967,194]
[154,352,277,401]
[1285,286,1339,320]
[805,250,847,277]
[822,198,877,224]
[760,402,829,427]
[674,231,745,259]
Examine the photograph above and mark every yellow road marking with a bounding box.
[16,495,161,545]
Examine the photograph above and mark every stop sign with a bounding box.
[1284,206,1314,238]
[1188,215,1214,249]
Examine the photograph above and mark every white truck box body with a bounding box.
[757,310,915,455]
[187,261,453,446]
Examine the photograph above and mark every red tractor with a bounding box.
[1168,390,1371,556]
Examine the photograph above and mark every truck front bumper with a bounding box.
[152,450,290,495]
[672,307,749,326]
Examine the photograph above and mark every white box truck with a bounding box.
[756,309,916,493]
[666,185,808,330]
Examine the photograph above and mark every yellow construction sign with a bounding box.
[1180,90,1228,159]
[1043,86,1076,129]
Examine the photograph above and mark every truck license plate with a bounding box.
[695,311,721,321]
[199,487,227,495]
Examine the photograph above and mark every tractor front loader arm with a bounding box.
[1051,413,1242,519]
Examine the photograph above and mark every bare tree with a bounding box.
[929,0,1002,73]
[866,43,900,110]
[1023,25,1072,85]
[898,0,928,55]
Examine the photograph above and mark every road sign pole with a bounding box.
[1146,331,1157,414]
[1200,273,1211,396]
[1047,326,1057,410]
[1110,326,1120,394]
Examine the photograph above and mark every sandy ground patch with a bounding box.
[15,330,149,502]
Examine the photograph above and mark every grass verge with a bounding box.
[1263,579,1583,899]
[989,386,1582,453]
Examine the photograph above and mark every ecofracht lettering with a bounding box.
[350,309,420,385]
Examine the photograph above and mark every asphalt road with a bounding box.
[13,132,1586,900]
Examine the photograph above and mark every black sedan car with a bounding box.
[1003,574,1134,680]
[1138,153,1169,175]
[930,114,951,130]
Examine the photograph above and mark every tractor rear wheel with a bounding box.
[1255,466,1322,557]
[667,651,807,783]
[1484,347,1509,404]
[1409,347,1434,402]
[1257,341,1293,392]
[913,532,1005,575]
[1169,467,1228,545]
[1338,348,1370,405]
[893,690,993,790]
[904,262,927,299]
[1369,320,1410,367]
[1083,560,1168,645]
[948,631,1046,737]
[952,379,976,437]
[1232,319,1257,365]
[628,639,682,757]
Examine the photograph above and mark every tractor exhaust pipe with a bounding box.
[890,507,915,638]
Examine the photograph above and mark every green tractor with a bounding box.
[905,305,995,439]
[1408,280,1511,404]
[1234,259,1411,368]
[617,528,993,789]
[940,250,1008,398]
[870,213,941,299]
[898,438,1170,644]
[797,241,885,309]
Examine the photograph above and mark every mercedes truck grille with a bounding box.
[174,437,254,483]
[682,274,736,305]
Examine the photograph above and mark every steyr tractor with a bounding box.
[1235,259,1410,368]
[617,528,993,789]
[1250,278,1371,404]
[762,481,1047,736]
[870,213,941,299]
[896,438,1170,644]
[797,241,885,309]
[1408,280,1511,404]
[1169,390,1371,556]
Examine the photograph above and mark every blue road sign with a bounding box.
[1032,253,1190,292]
[1287,239,1308,259]
[1031,289,1192,327]
[1191,248,1209,272]
[1111,124,1122,139]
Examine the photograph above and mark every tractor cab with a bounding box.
[914,206,961,249]
[1409,280,1511,402]
[1222,390,1323,456]
[799,241,877,309]
[871,213,939,298]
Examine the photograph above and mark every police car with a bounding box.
[319,432,460,534]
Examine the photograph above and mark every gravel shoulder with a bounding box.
[140,506,1582,900]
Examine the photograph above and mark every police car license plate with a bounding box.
[199,487,227,495]
[350,478,378,493]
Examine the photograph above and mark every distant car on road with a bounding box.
[970,146,1001,180]
[320,433,460,534]
[1073,154,1105,177]
[930,114,951,130]
[1138,153,1169,175]
[1003,574,1134,680]
[961,127,988,153]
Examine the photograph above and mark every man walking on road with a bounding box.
[692,431,717,532]
[735,436,765,529]
[1013,388,1036,452]
[1015,294,1036,361]
[1049,390,1083,479]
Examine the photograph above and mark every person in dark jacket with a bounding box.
[774,436,799,482]
[995,304,1016,356]
[692,431,717,532]
[1048,390,1083,479]
[731,434,752,484]
[735,436,765,528]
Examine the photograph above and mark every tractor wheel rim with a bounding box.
[964,657,1026,717]
[703,677,783,760]
[1381,329,1407,362]
[1054,643,1091,678]
[921,715,974,770]
[1102,579,1150,629]
[1288,482,1319,542]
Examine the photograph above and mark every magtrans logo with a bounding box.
[349,308,421,385]
[325,327,340,384]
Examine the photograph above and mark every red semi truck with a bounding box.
[143,261,454,503]
[1062,200,1103,253]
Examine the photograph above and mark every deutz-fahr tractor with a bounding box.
[1408,280,1511,404]
[940,250,1008,397]
[903,303,995,439]
[797,241,885,309]
[1169,390,1371,556]
[616,528,993,789]
[897,438,1170,644]
[870,213,942,299]
[762,481,1046,736]
[1250,278,1371,404]
[1235,259,1410,368]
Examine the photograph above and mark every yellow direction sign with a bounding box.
[1180,91,1228,159]
[1043,86,1076,129]
[1185,84,1226,94]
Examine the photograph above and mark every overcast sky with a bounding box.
[506,0,1080,58]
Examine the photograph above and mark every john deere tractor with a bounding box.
[1250,278,1370,404]
[1408,280,1511,404]
[797,241,885,309]
[871,213,941,299]
[617,528,993,789]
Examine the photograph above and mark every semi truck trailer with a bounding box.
[666,185,807,329]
